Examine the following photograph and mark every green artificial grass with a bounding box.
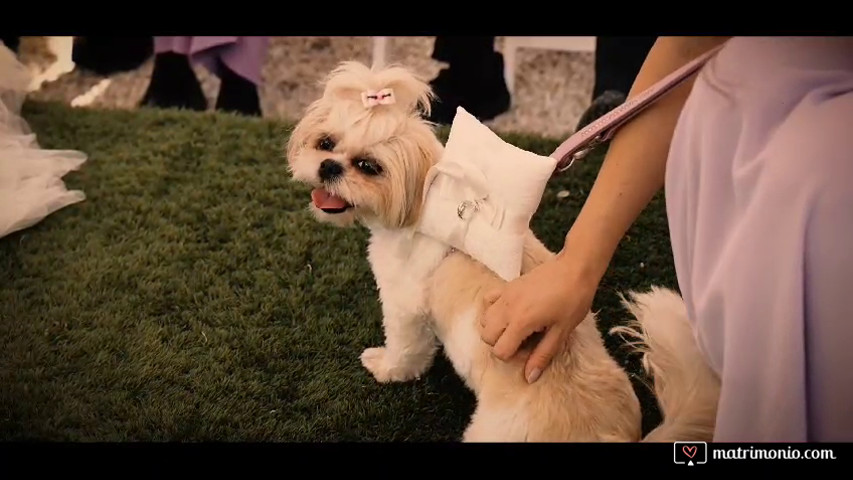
[0,101,678,441]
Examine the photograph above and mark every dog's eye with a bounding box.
[353,158,383,176]
[317,136,335,152]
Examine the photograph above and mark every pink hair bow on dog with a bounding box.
[361,88,395,108]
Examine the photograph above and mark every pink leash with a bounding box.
[550,43,726,174]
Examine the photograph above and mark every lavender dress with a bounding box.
[666,36,853,442]
[153,36,269,86]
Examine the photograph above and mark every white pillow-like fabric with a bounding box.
[416,107,557,281]
[0,43,87,239]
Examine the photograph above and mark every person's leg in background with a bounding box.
[575,36,657,130]
[427,36,511,125]
[140,37,207,112]
[141,36,269,116]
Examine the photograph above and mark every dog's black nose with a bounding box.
[318,159,343,181]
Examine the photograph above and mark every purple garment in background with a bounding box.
[666,36,853,442]
[154,36,269,86]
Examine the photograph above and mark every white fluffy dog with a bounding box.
[286,61,720,442]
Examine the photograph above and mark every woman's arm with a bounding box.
[481,36,732,383]
[560,36,732,284]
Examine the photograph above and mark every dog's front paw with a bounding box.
[360,347,423,383]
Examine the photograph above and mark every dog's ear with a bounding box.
[386,124,444,229]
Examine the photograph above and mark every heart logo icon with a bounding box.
[682,445,697,458]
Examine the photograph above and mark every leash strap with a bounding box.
[550,43,727,173]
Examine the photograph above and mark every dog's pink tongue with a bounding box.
[311,188,348,209]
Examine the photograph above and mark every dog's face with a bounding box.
[286,62,444,230]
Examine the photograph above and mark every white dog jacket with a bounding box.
[416,107,557,281]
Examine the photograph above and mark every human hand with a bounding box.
[480,251,597,384]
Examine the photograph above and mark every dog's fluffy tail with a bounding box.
[611,287,720,442]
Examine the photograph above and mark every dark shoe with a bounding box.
[140,52,207,112]
[575,90,626,132]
